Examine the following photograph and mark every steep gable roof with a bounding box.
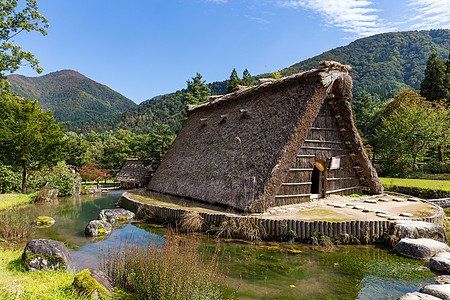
[148,61,382,212]
[116,158,150,184]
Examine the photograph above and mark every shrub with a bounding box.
[99,230,229,300]
[0,164,21,193]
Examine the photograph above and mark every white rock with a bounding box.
[364,199,377,204]
[420,284,450,300]
[353,205,365,210]
[400,212,414,217]
[397,291,441,299]
[362,209,375,213]
[396,238,450,260]
[334,203,346,208]
[393,198,406,202]
[378,198,389,202]
[430,252,450,274]
[408,197,421,202]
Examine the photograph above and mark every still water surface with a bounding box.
[25,191,438,299]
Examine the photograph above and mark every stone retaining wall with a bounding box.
[120,193,444,242]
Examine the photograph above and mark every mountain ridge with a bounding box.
[7,70,137,123]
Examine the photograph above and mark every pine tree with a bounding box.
[420,52,449,101]
[183,73,211,106]
[227,68,241,93]
[242,69,253,86]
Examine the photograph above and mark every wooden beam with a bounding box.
[275,193,311,198]
[301,146,349,151]
[297,154,315,158]
[281,182,312,186]
[289,168,313,171]
[310,127,341,131]
[326,177,359,181]
[304,140,346,145]
[325,186,362,194]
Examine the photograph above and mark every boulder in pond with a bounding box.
[395,238,450,260]
[85,220,112,237]
[431,252,450,274]
[98,208,134,223]
[22,239,70,271]
[35,216,55,226]
[397,291,441,299]
[420,284,450,300]
[72,268,114,299]
[435,275,450,284]
[391,221,447,243]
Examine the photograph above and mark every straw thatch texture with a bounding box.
[116,159,151,188]
[148,62,383,212]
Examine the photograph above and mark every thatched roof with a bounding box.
[148,61,383,212]
[116,158,150,184]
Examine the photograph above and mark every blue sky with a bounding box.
[13,0,450,104]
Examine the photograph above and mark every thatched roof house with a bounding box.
[116,158,152,189]
[148,61,383,212]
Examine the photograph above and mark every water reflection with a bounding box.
[19,191,437,299]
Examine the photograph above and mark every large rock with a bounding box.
[98,208,134,223]
[35,216,55,227]
[22,239,71,271]
[395,238,450,260]
[391,221,447,243]
[72,268,114,299]
[420,284,450,300]
[431,252,450,274]
[85,220,112,237]
[397,291,442,299]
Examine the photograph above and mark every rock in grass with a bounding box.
[397,292,441,300]
[395,238,450,260]
[35,216,55,226]
[430,252,450,274]
[397,291,441,299]
[98,208,134,223]
[391,221,447,243]
[22,239,70,272]
[85,220,112,237]
[420,284,450,299]
[72,268,114,299]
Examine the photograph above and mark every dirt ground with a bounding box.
[128,190,439,222]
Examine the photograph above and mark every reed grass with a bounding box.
[99,229,230,300]
[0,206,34,242]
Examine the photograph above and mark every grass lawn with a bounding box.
[0,248,80,299]
[0,193,34,210]
[379,177,450,192]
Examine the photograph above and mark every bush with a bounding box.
[0,165,21,193]
[29,162,77,196]
[99,230,229,300]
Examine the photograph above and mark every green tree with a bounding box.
[420,52,449,101]
[0,0,48,88]
[351,91,384,138]
[183,73,210,106]
[227,68,241,93]
[374,90,450,177]
[242,68,253,86]
[0,93,71,193]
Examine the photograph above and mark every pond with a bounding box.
[23,191,439,299]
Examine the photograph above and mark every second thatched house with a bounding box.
[148,61,383,212]
[116,158,153,189]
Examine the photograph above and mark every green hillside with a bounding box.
[64,29,450,134]
[7,70,137,122]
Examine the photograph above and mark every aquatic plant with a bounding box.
[99,229,230,300]
[179,211,205,232]
[0,206,33,242]
[215,216,265,241]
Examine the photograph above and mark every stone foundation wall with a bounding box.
[119,193,444,242]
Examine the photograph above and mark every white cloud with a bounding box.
[409,0,450,29]
[277,0,394,37]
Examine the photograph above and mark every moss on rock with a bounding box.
[72,269,111,300]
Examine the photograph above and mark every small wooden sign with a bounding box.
[330,156,341,170]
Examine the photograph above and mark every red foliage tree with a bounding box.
[79,163,109,188]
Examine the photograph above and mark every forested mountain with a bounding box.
[49,29,450,134]
[7,70,137,122]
